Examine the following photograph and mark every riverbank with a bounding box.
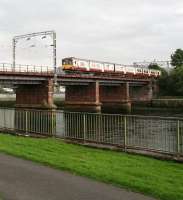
[0,134,183,200]
[1,94,183,116]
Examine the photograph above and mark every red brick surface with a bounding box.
[65,82,100,103]
[16,79,54,108]
[100,83,129,103]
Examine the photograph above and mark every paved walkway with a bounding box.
[0,153,156,200]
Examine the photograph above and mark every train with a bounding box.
[61,57,161,77]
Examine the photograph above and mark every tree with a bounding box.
[148,63,171,96]
[151,49,183,96]
[148,63,168,78]
[148,63,161,70]
[169,67,183,95]
[171,49,183,68]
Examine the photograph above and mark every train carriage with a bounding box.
[143,69,150,77]
[115,64,126,74]
[125,65,136,75]
[62,57,161,78]
[62,57,89,71]
[73,58,89,71]
[150,69,161,77]
[103,63,115,72]
[62,57,74,70]
[135,68,143,76]
[89,61,103,72]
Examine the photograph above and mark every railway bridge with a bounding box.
[0,63,157,112]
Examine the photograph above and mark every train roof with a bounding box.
[63,57,124,65]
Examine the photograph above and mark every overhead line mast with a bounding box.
[12,30,57,85]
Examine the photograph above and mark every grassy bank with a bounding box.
[0,134,183,200]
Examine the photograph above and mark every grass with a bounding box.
[0,134,183,200]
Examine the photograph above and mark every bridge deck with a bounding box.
[0,63,152,86]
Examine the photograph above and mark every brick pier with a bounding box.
[100,83,131,113]
[64,82,132,113]
[130,82,153,102]
[16,79,55,109]
[64,82,101,112]
[12,74,154,113]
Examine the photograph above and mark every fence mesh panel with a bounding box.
[0,108,183,157]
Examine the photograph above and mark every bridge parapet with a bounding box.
[0,63,53,74]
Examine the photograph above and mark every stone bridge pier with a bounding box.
[16,79,55,109]
[15,79,56,135]
[130,82,153,103]
[64,82,101,112]
[100,83,131,113]
[14,78,154,113]
[64,82,131,113]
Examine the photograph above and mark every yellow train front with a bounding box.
[62,57,75,70]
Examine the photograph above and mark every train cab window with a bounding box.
[62,59,73,65]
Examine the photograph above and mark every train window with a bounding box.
[63,59,73,65]
[69,59,73,65]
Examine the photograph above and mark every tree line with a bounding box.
[149,49,183,96]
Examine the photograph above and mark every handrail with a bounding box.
[0,63,54,73]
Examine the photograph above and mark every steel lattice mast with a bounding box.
[12,30,57,84]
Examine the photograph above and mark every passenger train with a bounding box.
[62,57,161,77]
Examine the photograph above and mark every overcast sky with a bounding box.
[0,0,183,66]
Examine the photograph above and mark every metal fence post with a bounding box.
[124,116,127,151]
[52,110,54,136]
[4,108,6,129]
[51,110,56,136]
[177,120,180,156]
[83,113,86,142]
[25,110,28,135]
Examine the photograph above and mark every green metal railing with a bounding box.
[0,108,182,157]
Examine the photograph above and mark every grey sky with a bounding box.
[0,0,183,66]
